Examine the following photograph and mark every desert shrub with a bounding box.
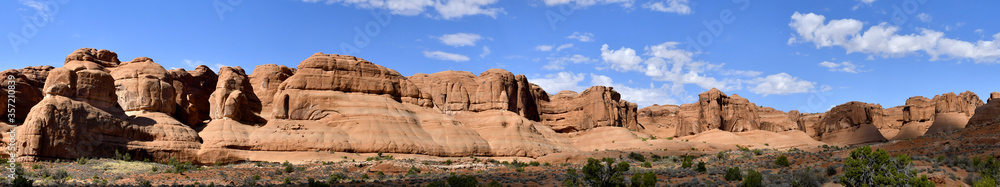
[775,155,790,167]
[724,167,742,181]
[628,152,646,162]
[166,157,195,174]
[442,174,480,187]
[753,149,763,155]
[717,151,727,160]
[742,169,763,187]
[582,158,630,187]
[826,165,838,176]
[630,171,657,187]
[651,154,662,162]
[840,145,933,187]
[696,162,707,172]
[973,176,997,187]
[408,166,422,176]
[641,161,652,168]
[376,171,386,179]
[564,168,581,187]
[681,157,693,169]
[361,174,370,180]
[113,150,131,161]
[77,157,88,165]
[529,161,541,166]
[283,177,292,184]
[487,180,501,187]
[138,179,153,187]
[306,177,331,187]
[791,167,828,187]
[445,159,453,165]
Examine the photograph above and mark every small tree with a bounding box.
[775,155,790,167]
[630,171,657,187]
[582,158,630,187]
[743,169,763,187]
[564,168,581,187]
[681,157,693,169]
[840,145,934,187]
[696,162,707,172]
[724,167,742,181]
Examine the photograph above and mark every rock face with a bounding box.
[209,66,263,123]
[111,57,176,114]
[408,70,541,121]
[816,101,888,145]
[0,66,53,124]
[167,65,217,126]
[637,104,680,138]
[669,88,798,136]
[967,92,1000,127]
[248,64,295,108]
[14,49,202,162]
[538,86,639,132]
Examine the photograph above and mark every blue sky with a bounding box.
[2,0,998,113]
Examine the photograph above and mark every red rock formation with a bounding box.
[167,65,217,126]
[817,101,888,145]
[0,66,52,123]
[248,64,295,108]
[967,92,1000,126]
[637,104,680,138]
[407,69,541,121]
[671,88,798,136]
[538,86,639,132]
[111,57,176,114]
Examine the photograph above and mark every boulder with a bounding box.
[110,57,176,114]
[64,48,120,70]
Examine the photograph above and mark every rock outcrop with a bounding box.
[111,57,176,114]
[408,70,541,121]
[669,88,798,136]
[248,64,295,108]
[538,86,639,133]
[815,101,887,145]
[0,66,53,123]
[167,65,217,126]
[967,92,1000,127]
[637,104,680,138]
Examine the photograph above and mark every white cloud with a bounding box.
[788,12,1000,63]
[600,44,644,71]
[423,51,470,62]
[531,72,586,93]
[642,0,692,15]
[556,43,574,51]
[544,54,593,70]
[917,13,931,23]
[819,61,864,73]
[480,46,491,58]
[304,0,502,19]
[859,0,875,4]
[748,73,816,96]
[535,45,554,51]
[640,42,730,90]
[566,32,594,42]
[437,33,482,47]
[722,70,763,77]
[541,0,634,8]
[433,0,505,19]
[590,74,678,107]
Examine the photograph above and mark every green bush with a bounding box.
[840,146,933,187]
[696,162,707,172]
[445,174,480,187]
[529,161,540,166]
[166,157,195,174]
[641,161,652,168]
[76,157,88,165]
[630,171,657,187]
[564,168,581,187]
[724,167,742,181]
[742,169,762,187]
[826,165,838,176]
[973,176,997,187]
[329,173,347,183]
[582,158,630,187]
[681,157,693,169]
[407,166,421,176]
[628,152,646,162]
[775,155,790,167]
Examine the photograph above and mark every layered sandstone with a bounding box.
[538,86,639,133]
[669,88,798,137]
[0,66,52,123]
